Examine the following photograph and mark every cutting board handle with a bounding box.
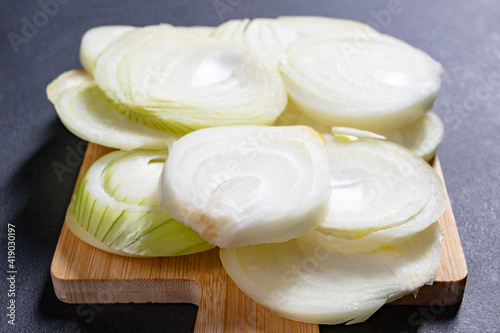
[193,266,320,332]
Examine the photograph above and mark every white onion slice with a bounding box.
[275,102,444,161]
[47,69,180,150]
[319,134,433,236]
[274,100,332,132]
[67,150,214,257]
[79,25,136,74]
[94,25,287,134]
[210,19,250,47]
[245,16,376,66]
[279,31,443,131]
[159,126,331,248]
[308,145,445,253]
[380,112,444,162]
[212,16,375,67]
[330,127,386,140]
[220,222,442,324]
[79,25,215,74]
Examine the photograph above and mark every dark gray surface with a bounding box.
[1,0,499,332]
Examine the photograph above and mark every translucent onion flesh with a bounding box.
[47,69,180,150]
[220,222,442,325]
[79,25,215,75]
[212,16,376,67]
[79,25,136,74]
[159,125,331,248]
[307,136,446,252]
[318,134,433,236]
[93,25,287,134]
[274,99,332,133]
[380,112,444,162]
[279,31,443,131]
[275,101,444,161]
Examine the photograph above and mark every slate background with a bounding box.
[1,0,499,332]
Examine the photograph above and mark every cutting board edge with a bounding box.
[50,266,203,305]
[52,266,468,307]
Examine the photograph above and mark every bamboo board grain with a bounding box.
[51,143,467,331]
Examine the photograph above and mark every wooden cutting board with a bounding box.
[51,143,467,332]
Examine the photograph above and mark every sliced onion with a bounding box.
[94,25,287,134]
[245,16,376,66]
[210,18,250,47]
[275,102,443,161]
[380,112,444,162]
[47,69,180,150]
[212,16,375,67]
[220,222,442,324]
[79,25,216,74]
[279,31,443,131]
[159,126,331,248]
[274,100,332,132]
[79,25,136,74]
[317,134,434,236]
[67,150,214,257]
[330,127,386,140]
[308,138,445,252]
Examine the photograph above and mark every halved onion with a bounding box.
[159,126,331,248]
[94,25,287,134]
[47,69,180,150]
[220,222,442,324]
[279,31,443,131]
[67,150,214,257]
